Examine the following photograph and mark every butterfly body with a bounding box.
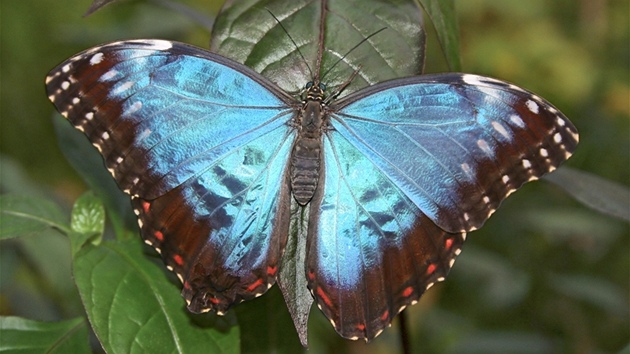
[291,84,326,205]
[46,39,578,341]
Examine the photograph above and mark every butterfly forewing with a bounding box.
[46,39,297,313]
[331,73,579,234]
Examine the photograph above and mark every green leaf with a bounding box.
[0,316,90,354]
[72,239,239,353]
[235,286,304,353]
[0,194,70,239]
[212,0,426,95]
[544,167,630,222]
[69,192,105,254]
[418,0,461,71]
[70,192,105,236]
[276,202,313,347]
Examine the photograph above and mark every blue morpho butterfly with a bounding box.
[46,39,578,341]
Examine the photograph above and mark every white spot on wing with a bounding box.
[553,133,562,144]
[90,52,104,65]
[61,81,70,90]
[100,69,118,81]
[522,159,532,169]
[462,74,484,86]
[510,114,525,128]
[125,101,143,115]
[492,121,511,139]
[556,116,566,127]
[137,39,173,51]
[85,112,94,120]
[62,64,71,73]
[477,139,492,155]
[461,163,473,177]
[112,81,134,95]
[526,99,539,114]
[540,148,549,157]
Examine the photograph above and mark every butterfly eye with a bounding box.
[319,83,327,91]
[305,82,314,89]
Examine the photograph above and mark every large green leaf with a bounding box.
[211,0,426,95]
[0,316,90,354]
[0,194,69,239]
[72,240,239,353]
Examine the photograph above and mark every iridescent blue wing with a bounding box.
[332,74,579,233]
[306,132,465,340]
[307,73,578,340]
[46,40,297,313]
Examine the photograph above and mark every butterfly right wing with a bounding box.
[46,40,297,313]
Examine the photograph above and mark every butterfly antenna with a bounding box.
[266,9,314,80]
[324,65,362,104]
[320,27,387,82]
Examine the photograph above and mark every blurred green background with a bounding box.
[1,0,628,353]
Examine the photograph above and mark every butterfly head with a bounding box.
[304,81,327,102]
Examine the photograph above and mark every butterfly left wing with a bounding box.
[46,40,298,313]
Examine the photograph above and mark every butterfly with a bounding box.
[46,39,578,341]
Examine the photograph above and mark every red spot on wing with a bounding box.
[267,266,277,276]
[402,286,414,298]
[316,287,333,308]
[307,271,316,281]
[445,237,454,250]
[209,297,221,305]
[173,254,184,266]
[154,230,164,242]
[426,263,437,276]
[142,201,150,213]
[246,279,264,292]
[380,310,389,321]
[356,323,366,331]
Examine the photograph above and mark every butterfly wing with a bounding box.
[306,130,465,340]
[46,40,297,313]
[331,73,579,234]
[307,73,578,340]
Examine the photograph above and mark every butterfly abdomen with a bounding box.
[291,100,324,205]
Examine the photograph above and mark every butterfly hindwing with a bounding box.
[332,73,579,234]
[306,130,465,340]
[46,39,298,313]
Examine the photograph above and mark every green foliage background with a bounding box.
[1,0,628,353]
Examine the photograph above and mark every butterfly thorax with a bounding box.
[290,84,326,205]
